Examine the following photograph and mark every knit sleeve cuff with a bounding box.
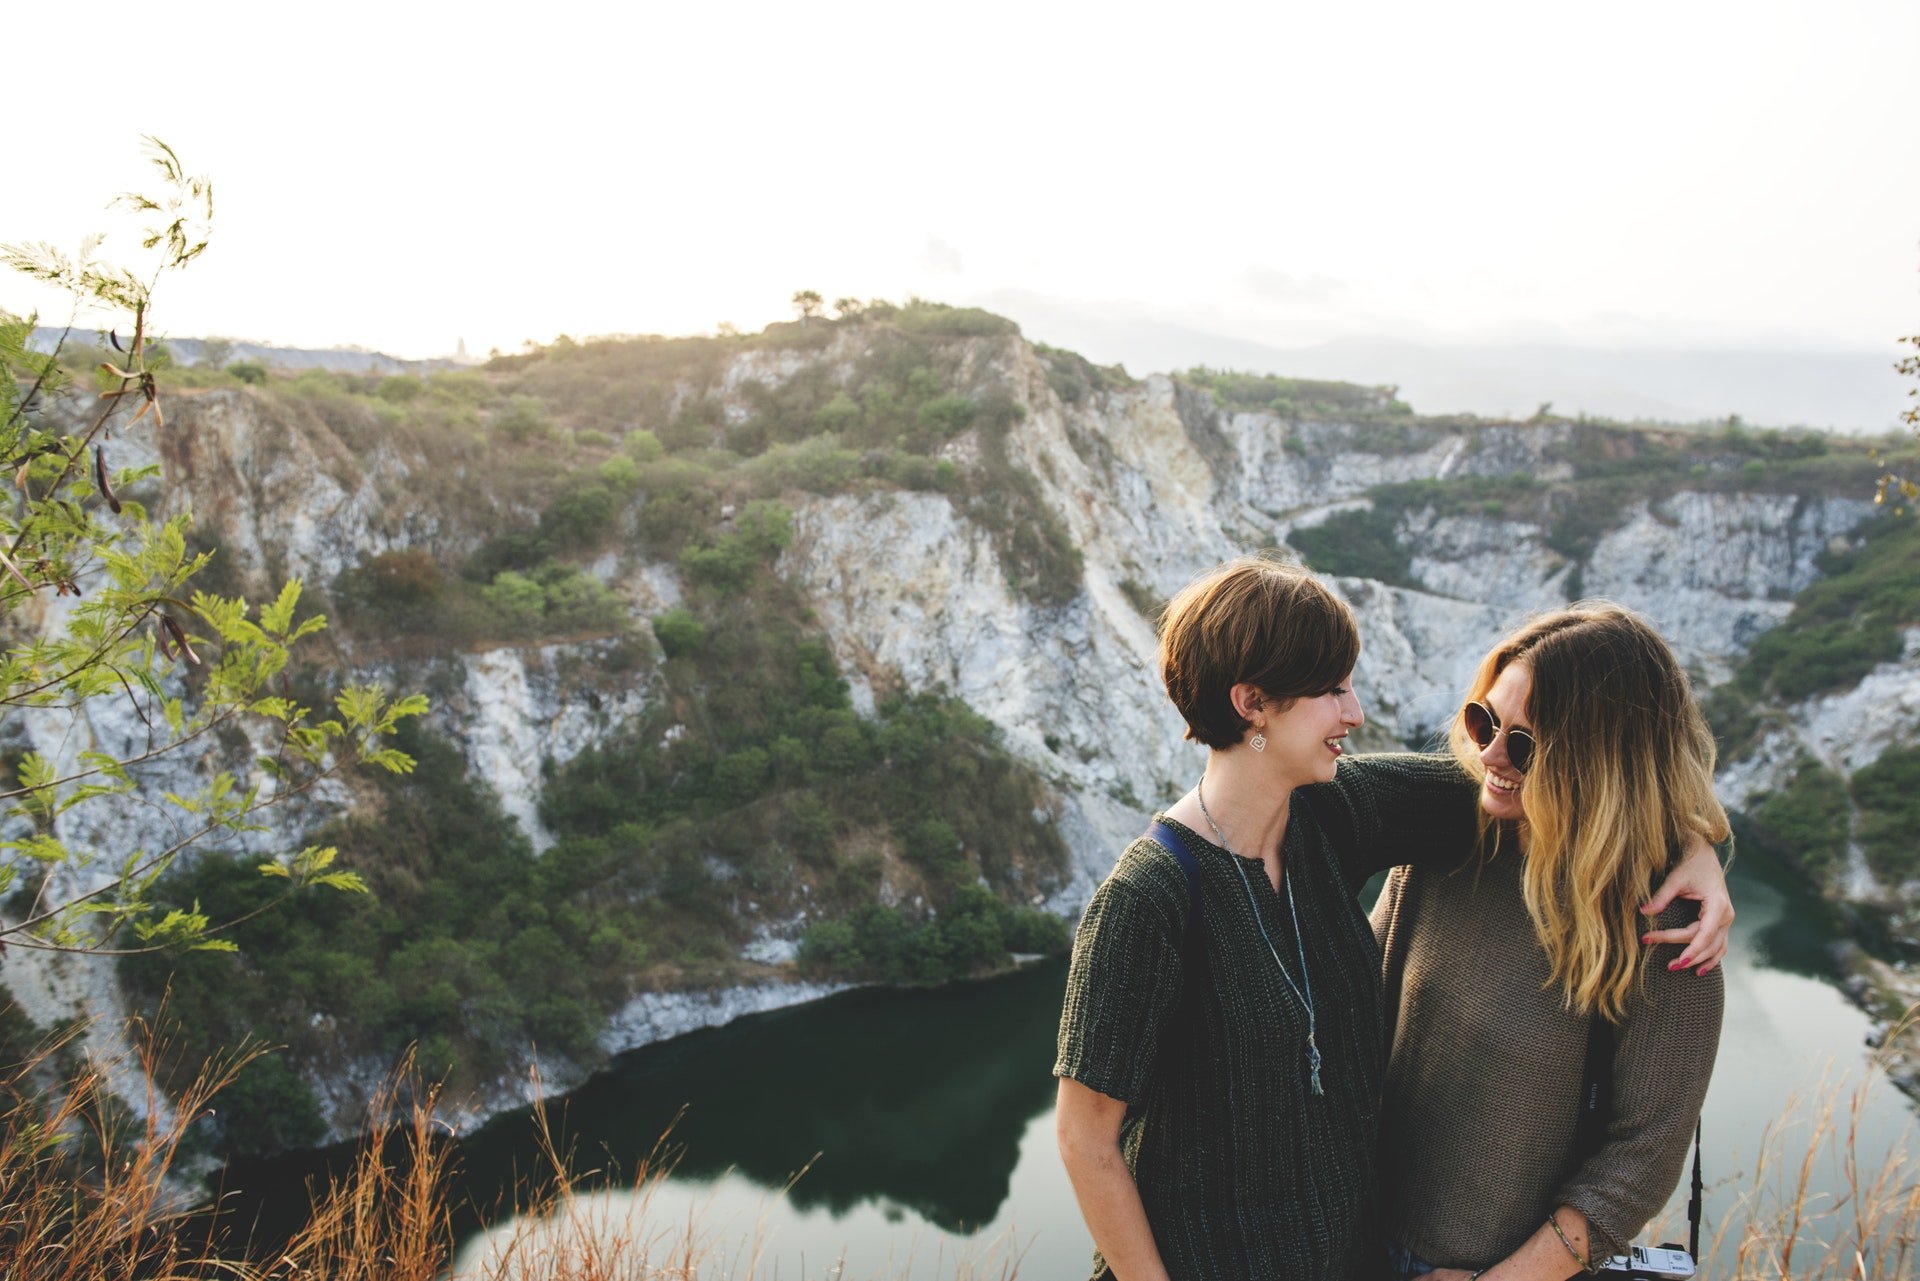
[1053,866,1186,1107]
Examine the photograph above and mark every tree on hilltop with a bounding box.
[791,289,823,322]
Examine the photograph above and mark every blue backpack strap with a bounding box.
[1147,819,1205,962]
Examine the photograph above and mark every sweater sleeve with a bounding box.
[1305,752,1483,891]
[1053,843,1188,1107]
[1554,903,1726,1260]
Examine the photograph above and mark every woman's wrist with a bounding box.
[1547,1209,1599,1274]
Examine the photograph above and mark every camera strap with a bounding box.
[1578,1014,1705,1259]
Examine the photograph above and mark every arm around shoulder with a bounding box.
[1641,832,1735,974]
[1314,752,1481,885]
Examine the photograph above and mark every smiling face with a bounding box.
[1476,662,1533,822]
[1256,676,1365,788]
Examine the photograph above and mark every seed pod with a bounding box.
[94,447,121,513]
[0,550,34,593]
[162,616,200,665]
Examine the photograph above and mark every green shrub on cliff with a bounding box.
[1747,756,1852,883]
[677,500,793,588]
[797,887,1067,985]
[1291,505,1420,588]
[1851,746,1920,884]
[1183,367,1412,421]
[125,725,622,1117]
[1719,514,1920,718]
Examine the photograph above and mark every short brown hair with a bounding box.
[1158,556,1360,749]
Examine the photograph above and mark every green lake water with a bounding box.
[230,847,1917,1279]
[430,849,1918,1278]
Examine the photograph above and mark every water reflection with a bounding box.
[456,957,1066,1234]
[1725,817,1858,980]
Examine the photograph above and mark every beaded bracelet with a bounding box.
[1547,1211,1596,1274]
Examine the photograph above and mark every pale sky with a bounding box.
[6,0,1916,370]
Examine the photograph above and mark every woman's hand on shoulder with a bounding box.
[1641,831,1734,975]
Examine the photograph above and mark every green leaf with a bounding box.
[291,845,337,874]
[4,834,68,864]
[362,748,417,774]
[261,579,303,635]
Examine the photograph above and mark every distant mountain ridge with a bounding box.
[31,315,1911,433]
[26,326,465,376]
[975,291,1910,433]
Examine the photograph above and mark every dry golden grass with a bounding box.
[2,1008,1915,1280]
[1705,1007,1920,1281]
[0,1013,260,1281]
[260,1055,451,1281]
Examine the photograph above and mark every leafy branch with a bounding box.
[0,140,425,957]
[1875,334,1919,514]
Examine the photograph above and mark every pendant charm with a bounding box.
[1305,1039,1324,1097]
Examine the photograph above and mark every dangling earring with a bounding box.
[1250,732,1267,753]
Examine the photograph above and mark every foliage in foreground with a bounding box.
[1875,333,1919,511]
[3,1016,1917,1281]
[0,139,423,958]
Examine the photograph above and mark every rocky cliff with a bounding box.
[4,309,1913,1140]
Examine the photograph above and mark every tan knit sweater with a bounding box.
[1370,844,1723,1269]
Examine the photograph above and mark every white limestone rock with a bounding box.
[1400,510,1570,612]
[440,641,658,852]
[1584,493,1872,682]
[597,979,853,1052]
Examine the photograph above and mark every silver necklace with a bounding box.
[1195,776,1324,1098]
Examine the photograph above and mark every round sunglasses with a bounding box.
[1461,700,1537,773]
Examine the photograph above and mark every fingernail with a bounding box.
[1641,935,1654,945]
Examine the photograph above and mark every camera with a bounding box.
[1595,1244,1695,1279]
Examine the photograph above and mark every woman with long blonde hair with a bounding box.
[1374,604,1729,1281]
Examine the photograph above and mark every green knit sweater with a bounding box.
[1054,754,1479,1281]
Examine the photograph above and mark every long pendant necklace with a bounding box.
[1196,777,1325,1098]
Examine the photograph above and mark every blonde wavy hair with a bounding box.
[1449,603,1731,1021]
